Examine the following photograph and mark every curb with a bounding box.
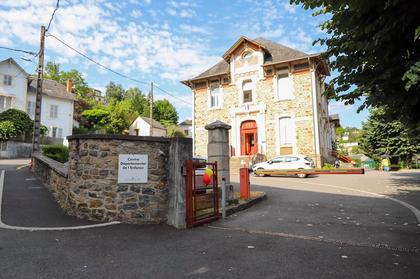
[226,193,267,216]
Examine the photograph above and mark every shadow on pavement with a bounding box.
[1,167,105,227]
[226,181,420,250]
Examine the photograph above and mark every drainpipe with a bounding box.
[192,87,195,156]
[310,58,321,167]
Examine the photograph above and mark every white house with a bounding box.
[129,116,166,137]
[178,119,192,137]
[0,58,75,145]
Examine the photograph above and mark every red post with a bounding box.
[239,168,250,199]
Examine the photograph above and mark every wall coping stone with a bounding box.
[33,152,68,178]
[205,120,232,130]
[67,134,172,142]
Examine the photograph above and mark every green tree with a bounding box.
[153,99,178,127]
[44,62,91,98]
[0,109,32,134]
[359,109,419,165]
[125,87,148,115]
[81,107,110,130]
[105,81,125,102]
[0,121,17,141]
[166,125,186,138]
[104,100,138,134]
[291,0,420,125]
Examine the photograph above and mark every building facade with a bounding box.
[182,37,337,167]
[128,116,167,137]
[178,119,192,137]
[0,58,75,145]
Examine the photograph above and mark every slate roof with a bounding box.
[186,36,317,82]
[28,78,75,101]
[139,116,166,130]
[178,119,192,126]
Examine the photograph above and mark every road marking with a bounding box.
[208,225,420,254]
[0,170,120,231]
[27,187,43,190]
[16,165,29,170]
[272,178,420,223]
[25,178,37,181]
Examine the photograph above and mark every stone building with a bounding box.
[182,36,337,167]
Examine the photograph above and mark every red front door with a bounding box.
[240,120,258,155]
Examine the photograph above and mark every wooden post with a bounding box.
[32,25,46,153]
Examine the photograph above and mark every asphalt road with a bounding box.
[0,160,419,279]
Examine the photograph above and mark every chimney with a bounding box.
[66,79,73,93]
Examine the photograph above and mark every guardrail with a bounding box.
[255,168,365,176]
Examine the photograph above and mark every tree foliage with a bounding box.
[291,0,420,125]
[0,121,17,141]
[359,109,420,164]
[44,62,91,98]
[166,125,186,138]
[105,82,125,102]
[0,109,33,134]
[125,87,148,115]
[153,99,179,127]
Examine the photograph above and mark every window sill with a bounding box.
[208,106,223,111]
[276,97,295,102]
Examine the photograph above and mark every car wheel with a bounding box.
[255,167,267,177]
[297,173,307,178]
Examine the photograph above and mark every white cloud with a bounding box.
[283,2,297,14]
[0,0,217,82]
[329,101,354,113]
[179,24,209,35]
[131,9,142,18]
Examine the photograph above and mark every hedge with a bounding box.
[42,144,69,163]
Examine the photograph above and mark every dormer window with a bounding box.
[242,51,252,62]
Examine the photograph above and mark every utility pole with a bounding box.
[149,81,154,136]
[32,25,46,154]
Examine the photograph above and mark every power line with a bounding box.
[47,32,149,86]
[0,46,37,56]
[46,0,60,32]
[46,33,191,105]
[154,84,192,105]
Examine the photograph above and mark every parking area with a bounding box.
[0,160,419,278]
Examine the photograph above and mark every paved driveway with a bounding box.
[0,160,419,279]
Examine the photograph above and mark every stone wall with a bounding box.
[32,153,72,213]
[32,135,192,226]
[193,70,320,162]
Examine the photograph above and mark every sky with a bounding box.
[0,0,368,128]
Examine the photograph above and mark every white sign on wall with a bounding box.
[118,154,148,183]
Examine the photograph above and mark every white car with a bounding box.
[251,155,315,178]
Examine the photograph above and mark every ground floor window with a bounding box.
[0,96,12,112]
[51,127,63,138]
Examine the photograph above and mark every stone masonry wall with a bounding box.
[32,153,73,214]
[67,135,170,224]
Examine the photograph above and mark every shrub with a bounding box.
[0,121,17,141]
[40,125,48,137]
[42,144,69,163]
[322,163,335,169]
[166,125,186,138]
[0,109,32,134]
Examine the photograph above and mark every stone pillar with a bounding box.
[167,137,192,229]
[205,120,234,201]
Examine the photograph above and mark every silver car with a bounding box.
[252,155,315,178]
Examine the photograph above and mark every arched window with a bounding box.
[242,51,252,62]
